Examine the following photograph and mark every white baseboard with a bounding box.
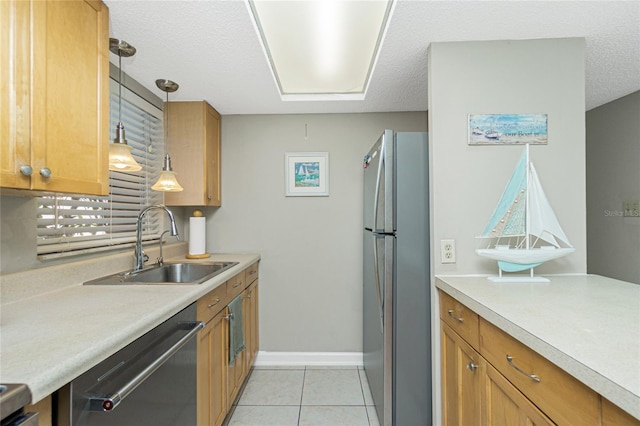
[254,351,363,367]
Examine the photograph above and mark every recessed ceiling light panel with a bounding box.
[249,0,394,97]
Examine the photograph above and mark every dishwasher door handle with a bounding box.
[88,321,204,412]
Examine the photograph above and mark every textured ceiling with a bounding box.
[104,0,640,115]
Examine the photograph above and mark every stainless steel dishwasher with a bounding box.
[62,303,203,426]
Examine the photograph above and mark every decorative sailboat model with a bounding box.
[476,144,574,282]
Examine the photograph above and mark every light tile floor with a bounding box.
[226,366,380,426]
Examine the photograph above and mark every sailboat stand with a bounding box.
[476,144,575,282]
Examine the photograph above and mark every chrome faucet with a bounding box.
[135,204,179,272]
[157,230,171,266]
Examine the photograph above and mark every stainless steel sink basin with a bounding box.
[83,261,238,285]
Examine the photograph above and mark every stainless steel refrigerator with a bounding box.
[363,130,431,425]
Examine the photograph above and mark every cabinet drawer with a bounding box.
[246,262,259,284]
[479,318,599,425]
[482,358,554,426]
[226,270,246,299]
[439,291,479,349]
[197,283,228,323]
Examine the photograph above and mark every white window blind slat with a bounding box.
[37,78,165,256]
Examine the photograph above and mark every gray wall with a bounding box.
[203,112,427,352]
[0,195,38,274]
[586,91,640,283]
[427,38,587,425]
[428,38,587,276]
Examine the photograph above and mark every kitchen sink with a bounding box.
[83,261,238,285]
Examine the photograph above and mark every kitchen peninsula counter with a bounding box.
[436,274,640,420]
[0,250,260,404]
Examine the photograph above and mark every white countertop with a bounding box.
[435,274,640,420]
[0,252,260,404]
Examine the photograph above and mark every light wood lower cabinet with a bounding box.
[197,307,229,426]
[197,262,259,426]
[244,280,259,372]
[441,322,482,426]
[482,359,553,426]
[602,398,640,426]
[24,394,52,426]
[480,318,599,425]
[439,289,639,426]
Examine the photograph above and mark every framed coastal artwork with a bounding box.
[468,113,548,145]
[285,152,329,196]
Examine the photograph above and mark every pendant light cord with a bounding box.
[118,52,123,124]
[165,91,169,157]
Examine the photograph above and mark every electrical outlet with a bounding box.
[623,200,640,217]
[441,239,456,264]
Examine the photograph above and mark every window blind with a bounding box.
[36,78,164,257]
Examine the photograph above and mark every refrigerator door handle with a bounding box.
[372,141,384,232]
[372,234,384,334]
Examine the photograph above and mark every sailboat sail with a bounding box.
[481,151,527,238]
[528,163,572,247]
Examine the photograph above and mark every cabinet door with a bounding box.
[0,0,31,189]
[204,102,221,205]
[441,322,482,426]
[482,360,554,426]
[197,309,229,426]
[164,101,221,206]
[242,280,259,372]
[212,309,229,426]
[31,0,109,195]
[250,280,259,366]
[242,285,253,374]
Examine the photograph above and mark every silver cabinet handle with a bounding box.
[224,313,234,321]
[207,195,212,200]
[40,167,52,178]
[207,298,220,308]
[20,165,33,176]
[506,355,541,382]
[467,362,477,372]
[89,321,204,412]
[447,309,464,323]
[232,281,242,288]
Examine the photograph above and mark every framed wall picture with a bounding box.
[285,152,329,197]
[468,113,548,145]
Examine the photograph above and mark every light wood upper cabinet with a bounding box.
[1,0,109,195]
[164,101,221,206]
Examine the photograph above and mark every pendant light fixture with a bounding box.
[151,79,184,192]
[108,38,142,172]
